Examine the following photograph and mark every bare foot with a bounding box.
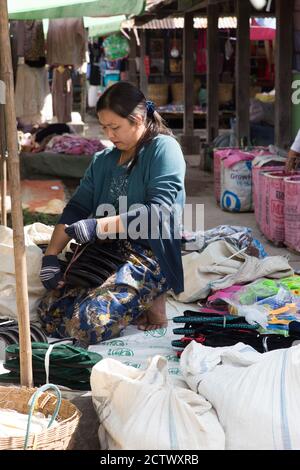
[137,294,168,331]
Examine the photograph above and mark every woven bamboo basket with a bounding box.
[0,385,81,450]
[171,82,183,104]
[169,58,182,73]
[147,83,168,107]
[218,83,233,104]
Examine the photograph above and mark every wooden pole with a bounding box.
[128,31,137,86]
[206,0,219,144]
[235,0,250,145]
[0,104,7,226]
[0,31,7,226]
[139,30,148,97]
[275,0,293,148]
[0,0,33,387]
[183,11,194,137]
[80,71,87,122]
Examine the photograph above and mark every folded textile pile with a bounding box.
[172,308,300,355]
[45,134,106,155]
[0,319,47,346]
[174,240,293,303]
[0,342,102,390]
[183,225,268,258]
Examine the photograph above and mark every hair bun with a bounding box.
[146,100,155,117]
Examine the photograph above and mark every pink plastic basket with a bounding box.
[284,176,300,253]
[261,171,300,244]
[213,148,231,204]
[253,164,284,228]
[214,147,270,204]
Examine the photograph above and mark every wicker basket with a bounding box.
[171,82,183,104]
[147,83,168,107]
[218,83,233,104]
[169,58,182,73]
[0,385,81,450]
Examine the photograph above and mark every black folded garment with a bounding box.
[172,328,300,353]
[0,319,47,346]
[63,240,126,288]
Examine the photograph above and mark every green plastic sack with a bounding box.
[103,33,130,60]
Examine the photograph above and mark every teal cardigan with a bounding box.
[59,134,186,294]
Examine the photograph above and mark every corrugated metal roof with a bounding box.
[138,16,237,29]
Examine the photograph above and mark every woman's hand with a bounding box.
[40,255,64,290]
[65,218,97,244]
[285,150,300,172]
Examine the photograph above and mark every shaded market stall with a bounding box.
[0,0,147,387]
[134,0,293,150]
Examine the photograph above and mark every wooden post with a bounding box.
[80,72,87,123]
[0,0,33,387]
[206,0,219,144]
[235,0,250,145]
[0,34,7,226]
[128,31,137,86]
[183,11,194,137]
[275,0,293,148]
[0,103,7,226]
[139,30,148,97]
[181,11,199,154]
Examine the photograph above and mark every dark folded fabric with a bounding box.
[172,329,300,353]
[0,320,47,346]
[64,240,126,288]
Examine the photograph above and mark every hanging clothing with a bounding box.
[88,39,102,86]
[196,30,207,74]
[52,66,73,123]
[15,63,52,126]
[10,20,45,62]
[100,57,121,87]
[10,20,46,86]
[47,18,86,67]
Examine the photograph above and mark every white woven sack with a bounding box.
[91,355,225,450]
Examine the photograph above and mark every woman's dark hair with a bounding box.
[96,81,173,170]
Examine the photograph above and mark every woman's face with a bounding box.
[98,109,145,151]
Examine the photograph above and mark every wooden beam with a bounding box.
[80,72,87,122]
[139,30,148,97]
[0,50,7,226]
[0,105,7,226]
[178,0,227,13]
[206,1,219,143]
[0,0,33,387]
[275,0,293,148]
[128,31,137,86]
[183,11,194,136]
[235,0,250,145]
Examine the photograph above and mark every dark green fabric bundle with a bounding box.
[0,342,102,390]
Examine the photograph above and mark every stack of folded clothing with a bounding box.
[0,320,47,346]
[0,342,102,390]
[172,308,300,356]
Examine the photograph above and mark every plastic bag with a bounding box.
[103,33,130,61]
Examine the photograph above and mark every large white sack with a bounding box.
[180,341,300,450]
[0,223,53,320]
[91,355,225,450]
[221,159,253,212]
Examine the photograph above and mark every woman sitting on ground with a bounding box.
[38,81,186,347]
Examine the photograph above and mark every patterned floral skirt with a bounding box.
[38,240,169,347]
